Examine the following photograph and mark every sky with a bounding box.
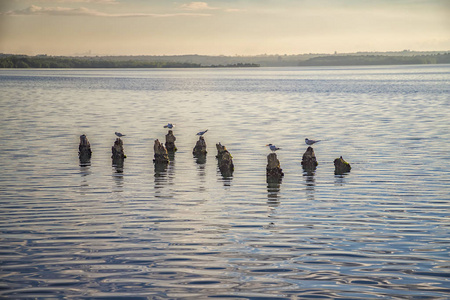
[0,0,449,56]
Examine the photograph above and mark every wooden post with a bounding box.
[193,136,207,156]
[153,139,169,164]
[301,146,318,172]
[216,143,234,177]
[334,156,351,175]
[165,130,177,153]
[78,134,92,164]
[266,152,284,179]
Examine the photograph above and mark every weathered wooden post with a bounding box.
[334,156,351,175]
[165,130,177,153]
[216,143,234,177]
[193,136,207,157]
[78,134,92,165]
[153,139,169,164]
[112,138,126,160]
[301,146,318,172]
[111,138,126,172]
[266,152,284,180]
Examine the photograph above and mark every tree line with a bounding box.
[0,53,449,68]
[0,56,202,68]
[298,53,450,66]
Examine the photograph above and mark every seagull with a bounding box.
[266,144,281,152]
[305,138,320,145]
[164,123,175,129]
[196,129,208,136]
[115,132,126,138]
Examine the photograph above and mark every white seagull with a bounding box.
[164,123,175,129]
[305,138,320,145]
[115,132,126,138]
[266,144,281,152]
[196,129,208,136]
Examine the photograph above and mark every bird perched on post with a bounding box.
[305,138,320,145]
[266,144,281,152]
[115,132,126,138]
[196,129,208,136]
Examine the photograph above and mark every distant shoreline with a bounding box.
[1,51,449,68]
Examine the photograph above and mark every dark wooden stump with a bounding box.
[165,130,177,153]
[193,136,207,156]
[78,134,92,165]
[216,143,234,177]
[153,139,169,164]
[334,156,351,175]
[301,146,318,172]
[111,138,126,169]
[266,152,284,179]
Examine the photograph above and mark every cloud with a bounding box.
[2,5,211,17]
[180,2,243,13]
[36,0,118,3]
[180,2,218,11]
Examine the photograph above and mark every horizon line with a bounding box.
[2,49,450,57]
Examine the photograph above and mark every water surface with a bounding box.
[1,65,449,299]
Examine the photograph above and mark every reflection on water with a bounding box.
[79,164,91,195]
[267,177,281,207]
[219,176,232,187]
[334,174,347,186]
[303,170,315,201]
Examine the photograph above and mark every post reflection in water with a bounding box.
[219,174,232,187]
[267,177,281,207]
[334,173,347,186]
[112,159,124,193]
[194,155,207,192]
[303,170,316,201]
[79,163,91,195]
[267,177,281,229]
[154,161,170,194]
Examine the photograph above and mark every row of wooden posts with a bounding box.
[78,130,351,178]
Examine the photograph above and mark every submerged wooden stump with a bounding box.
[334,156,351,175]
[216,143,234,177]
[266,152,284,178]
[153,139,169,164]
[78,134,92,164]
[165,130,177,153]
[112,138,126,160]
[301,146,318,171]
[193,136,207,156]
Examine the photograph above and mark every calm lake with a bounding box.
[0,65,449,299]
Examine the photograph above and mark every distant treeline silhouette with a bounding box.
[298,53,450,66]
[0,56,202,68]
[0,52,449,68]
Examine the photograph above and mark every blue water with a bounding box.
[0,65,449,299]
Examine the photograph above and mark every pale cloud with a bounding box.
[2,5,211,17]
[180,1,242,13]
[180,2,218,11]
[36,0,118,3]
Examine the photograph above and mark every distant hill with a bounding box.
[0,51,449,68]
[298,53,450,66]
